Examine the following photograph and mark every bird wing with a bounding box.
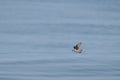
[76,43,80,50]
[73,42,82,50]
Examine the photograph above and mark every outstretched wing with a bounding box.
[74,42,82,50]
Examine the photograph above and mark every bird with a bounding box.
[72,42,82,53]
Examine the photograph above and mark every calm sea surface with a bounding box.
[0,0,120,80]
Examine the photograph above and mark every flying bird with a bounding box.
[72,42,82,53]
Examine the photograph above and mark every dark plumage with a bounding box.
[72,42,82,53]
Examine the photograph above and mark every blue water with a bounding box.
[0,0,120,80]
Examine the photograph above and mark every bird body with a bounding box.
[72,42,82,53]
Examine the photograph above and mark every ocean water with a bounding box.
[0,0,120,80]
